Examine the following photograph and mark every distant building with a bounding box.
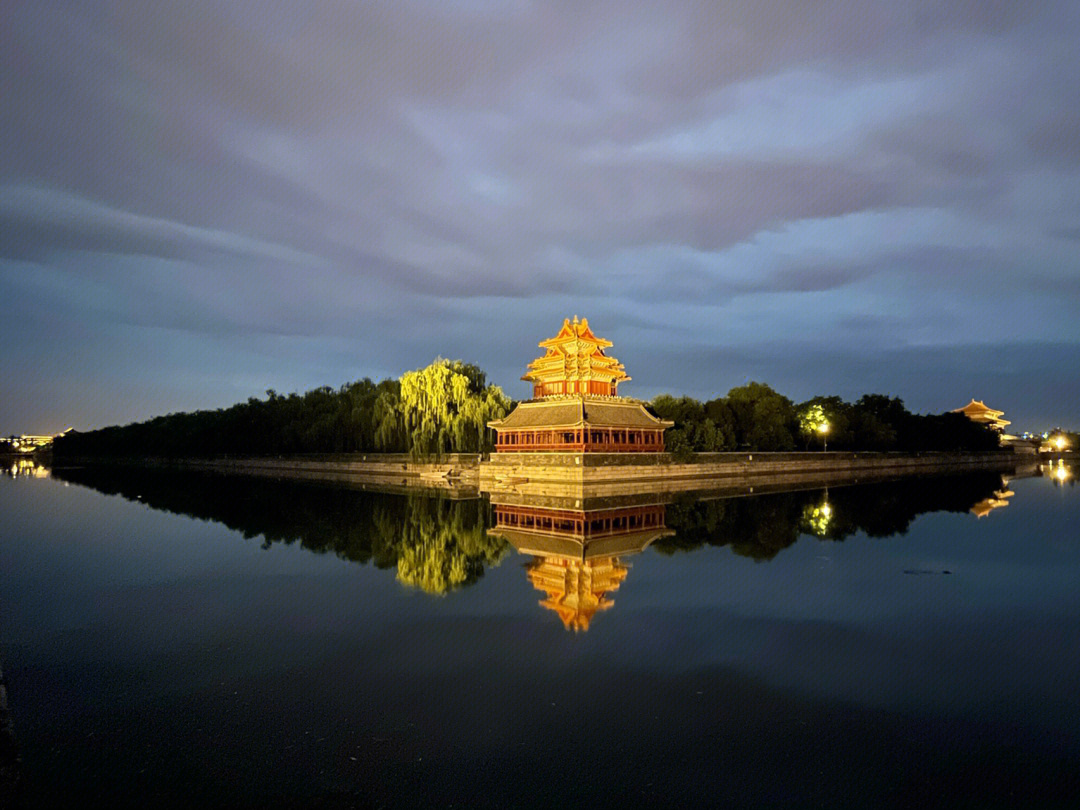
[488,317,672,452]
[953,400,1011,432]
[3,428,72,453]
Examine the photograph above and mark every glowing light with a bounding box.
[1054,436,1067,451]
[803,499,834,536]
[818,422,830,434]
[1055,465,1069,483]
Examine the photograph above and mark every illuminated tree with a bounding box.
[399,359,511,459]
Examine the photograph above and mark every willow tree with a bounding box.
[371,381,406,452]
[398,359,511,459]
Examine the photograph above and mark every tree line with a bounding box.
[54,361,1000,461]
[648,382,1001,457]
[54,359,511,460]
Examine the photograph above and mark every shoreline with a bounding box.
[48,449,1041,497]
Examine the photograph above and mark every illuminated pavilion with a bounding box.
[488,317,672,452]
[952,400,1011,432]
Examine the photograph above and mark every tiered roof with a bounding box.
[492,398,670,430]
[522,316,629,395]
[953,399,1011,429]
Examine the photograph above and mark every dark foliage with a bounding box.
[55,360,511,460]
[655,472,1010,560]
[649,384,1001,453]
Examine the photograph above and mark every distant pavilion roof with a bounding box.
[953,399,1011,428]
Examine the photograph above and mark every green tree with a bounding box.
[398,359,511,459]
[797,396,852,450]
[726,382,797,450]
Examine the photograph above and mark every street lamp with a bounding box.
[1054,436,1067,452]
[818,421,830,452]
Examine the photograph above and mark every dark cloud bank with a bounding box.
[2,1,1078,432]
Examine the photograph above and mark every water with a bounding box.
[1,459,1078,807]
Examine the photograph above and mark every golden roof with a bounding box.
[955,399,1005,418]
[953,399,1010,428]
[522,316,630,389]
[488,398,672,430]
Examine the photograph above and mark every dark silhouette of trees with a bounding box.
[54,357,998,460]
[54,360,510,461]
[649,385,1000,453]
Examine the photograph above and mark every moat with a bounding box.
[2,459,1078,807]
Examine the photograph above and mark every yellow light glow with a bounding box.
[1055,465,1069,482]
[821,503,832,518]
[1054,436,1067,450]
[818,422,830,434]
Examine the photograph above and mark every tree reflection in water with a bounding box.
[656,470,1016,560]
[51,466,1015,601]
[383,495,508,594]
[50,466,508,595]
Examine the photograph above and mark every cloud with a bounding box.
[0,184,316,264]
[1,1,1079,432]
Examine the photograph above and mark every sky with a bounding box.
[2,1,1079,434]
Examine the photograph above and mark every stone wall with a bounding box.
[59,450,1021,500]
[479,450,1020,498]
[60,453,483,495]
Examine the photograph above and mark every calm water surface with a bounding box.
[1,460,1079,807]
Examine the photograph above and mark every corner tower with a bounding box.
[488,317,672,452]
[522,315,629,398]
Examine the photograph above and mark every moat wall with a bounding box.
[56,454,484,494]
[479,450,1023,497]
[55,450,1025,498]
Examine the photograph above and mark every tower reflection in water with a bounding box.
[489,498,673,631]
